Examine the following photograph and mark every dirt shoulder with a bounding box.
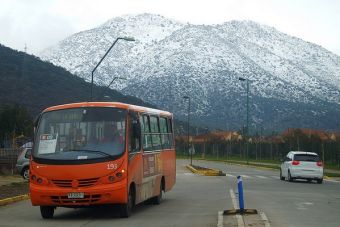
[0,181,29,200]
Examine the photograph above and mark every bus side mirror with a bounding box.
[132,120,141,139]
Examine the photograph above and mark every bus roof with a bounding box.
[43,102,173,117]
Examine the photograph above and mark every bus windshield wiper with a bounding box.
[68,149,113,157]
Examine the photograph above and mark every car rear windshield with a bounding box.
[294,154,320,162]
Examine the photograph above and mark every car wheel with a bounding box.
[22,167,29,180]
[288,170,293,182]
[40,206,55,219]
[280,169,285,180]
[121,187,134,218]
[317,179,323,184]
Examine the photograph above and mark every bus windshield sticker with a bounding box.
[77,156,88,160]
[38,134,58,154]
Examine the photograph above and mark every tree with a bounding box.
[0,104,33,147]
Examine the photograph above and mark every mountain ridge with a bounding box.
[39,14,340,132]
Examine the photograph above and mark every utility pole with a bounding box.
[239,77,250,164]
[90,37,135,101]
[183,96,191,165]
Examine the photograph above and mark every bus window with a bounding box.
[129,112,140,153]
[150,116,162,150]
[168,118,174,148]
[168,118,173,133]
[160,117,170,149]
[142,115,153,151]
[159,117,168,133]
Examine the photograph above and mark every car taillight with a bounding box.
[317,161,323,167]
[292,160,300,165]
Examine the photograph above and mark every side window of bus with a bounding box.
[168,118,174,148]
[150,116,162,150]
[160,117,170,149]
[142,115,153,151]
[129,112,141,153]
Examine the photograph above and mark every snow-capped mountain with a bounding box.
[40,13,340,131]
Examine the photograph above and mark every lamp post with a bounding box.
[99,76,127,101]
[183,96,191,166]
[90,37,135,101]
[239,77,250,165]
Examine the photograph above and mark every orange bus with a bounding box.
[30,102,176,218]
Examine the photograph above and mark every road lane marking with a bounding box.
[240,175,251,179]
[256,175,268,179]
[260,212,272,227]
[324,179,339,183]
[271,176,280,179]
[217,211,223,227]
[176,173,194,176]
[230,189,245,227]
[296,202,314,210]
[225,173,236,177]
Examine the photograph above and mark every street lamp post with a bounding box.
[98,76,127,101]
[90,37,135,101]
[239,77,250,165]
[183,96,191,166]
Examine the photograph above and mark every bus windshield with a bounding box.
[33,107,127,162]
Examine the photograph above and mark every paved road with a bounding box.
[194,159,340,227]
[1,159,339,227]
[0,160,228,227]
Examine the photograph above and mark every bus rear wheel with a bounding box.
[40,206,55,219]
[151,181,163,205]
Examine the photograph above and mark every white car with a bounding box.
[280,151,323,184]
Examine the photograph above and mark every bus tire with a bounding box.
[152,178,164,205]
[40,206,55,219]
[121,185,135,218]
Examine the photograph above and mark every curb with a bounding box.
[225,161,279,171]
[186,164,223,176]
[226,162,339,181]
[0,194,30,206]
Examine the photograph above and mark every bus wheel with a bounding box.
[121,187,134,218]
[40,206,55,219]
[152,181,164,205]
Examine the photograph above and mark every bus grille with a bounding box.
[50,194,101,204]
[52,178,99,188]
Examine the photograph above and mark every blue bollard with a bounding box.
[237,175,244,213]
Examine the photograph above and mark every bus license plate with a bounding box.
[67,192,84,199]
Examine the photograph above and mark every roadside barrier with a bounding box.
[224,175,257,215]
[237,176,245,213]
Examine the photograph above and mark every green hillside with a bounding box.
[0,44,152,116]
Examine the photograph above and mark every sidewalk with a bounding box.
[0,175,25,186]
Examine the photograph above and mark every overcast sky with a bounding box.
[1,0,339,55]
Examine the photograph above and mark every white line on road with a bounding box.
[230,189,245,227]
[256,175,268,179]
[324,179,340,183]
[217,211,223,227]
[225,173,236,178]
[240,175,251,179]
[259,212,272,227]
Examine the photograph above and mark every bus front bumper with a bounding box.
[30,179,127,207]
